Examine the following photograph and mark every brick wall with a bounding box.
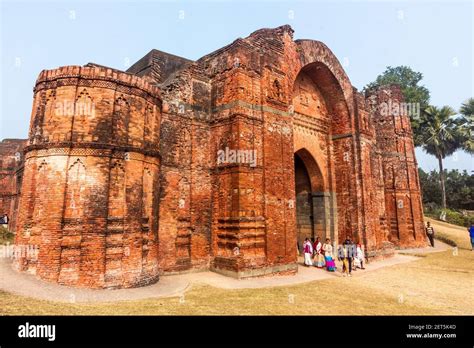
[368,85,426,248]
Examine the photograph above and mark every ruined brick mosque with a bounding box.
[0,25,426,289]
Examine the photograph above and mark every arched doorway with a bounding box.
[294,148,327,252]
[294,153,313,250]
[291,57,353,248]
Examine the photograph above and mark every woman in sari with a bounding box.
[322,238,336,272]
[303,238,313,267]
[354,243,366,270]
[313,237,325,268]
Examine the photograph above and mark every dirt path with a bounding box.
[0,242,450,303]
[399,239,450,255]
[0,257,189,303]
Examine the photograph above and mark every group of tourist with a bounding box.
[338,238,365,277]
[301,220,474,277]
[302,236,365,276]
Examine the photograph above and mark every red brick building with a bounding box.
[6,25,426,288]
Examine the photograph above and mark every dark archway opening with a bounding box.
[295,153,314,252]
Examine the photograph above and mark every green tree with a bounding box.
[458,98,474,154]
[445,170,474,209]
[418,105,461,210]
[364,66,430,145]
[420,168,474,210]
[419,168,441,207]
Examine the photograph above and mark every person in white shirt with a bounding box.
[353,243,365,270]
[303,238,313,267]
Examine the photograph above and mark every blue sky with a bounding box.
[1,0,472,172]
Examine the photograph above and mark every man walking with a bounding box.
[425,221,435,247]
[339,239,353,277]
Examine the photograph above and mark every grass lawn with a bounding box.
[0,218,472,315]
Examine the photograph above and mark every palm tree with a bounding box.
[458,98,474,154]
[419,105,460,211]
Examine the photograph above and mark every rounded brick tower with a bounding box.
[14,65,162,288]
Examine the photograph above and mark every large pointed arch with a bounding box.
[294,39,355,126]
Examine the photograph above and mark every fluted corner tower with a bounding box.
[14,65,162,288]
[367,85,426,248]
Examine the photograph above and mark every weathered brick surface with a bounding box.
[13,66,162,288]
[367,85,426,250]
[0,139,27,232]
[8,25,426,288]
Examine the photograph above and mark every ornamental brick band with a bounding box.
[4,25,426,289]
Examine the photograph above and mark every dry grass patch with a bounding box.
[0,281,442,316]
[1,250,471,316]
[0,218,472,315]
